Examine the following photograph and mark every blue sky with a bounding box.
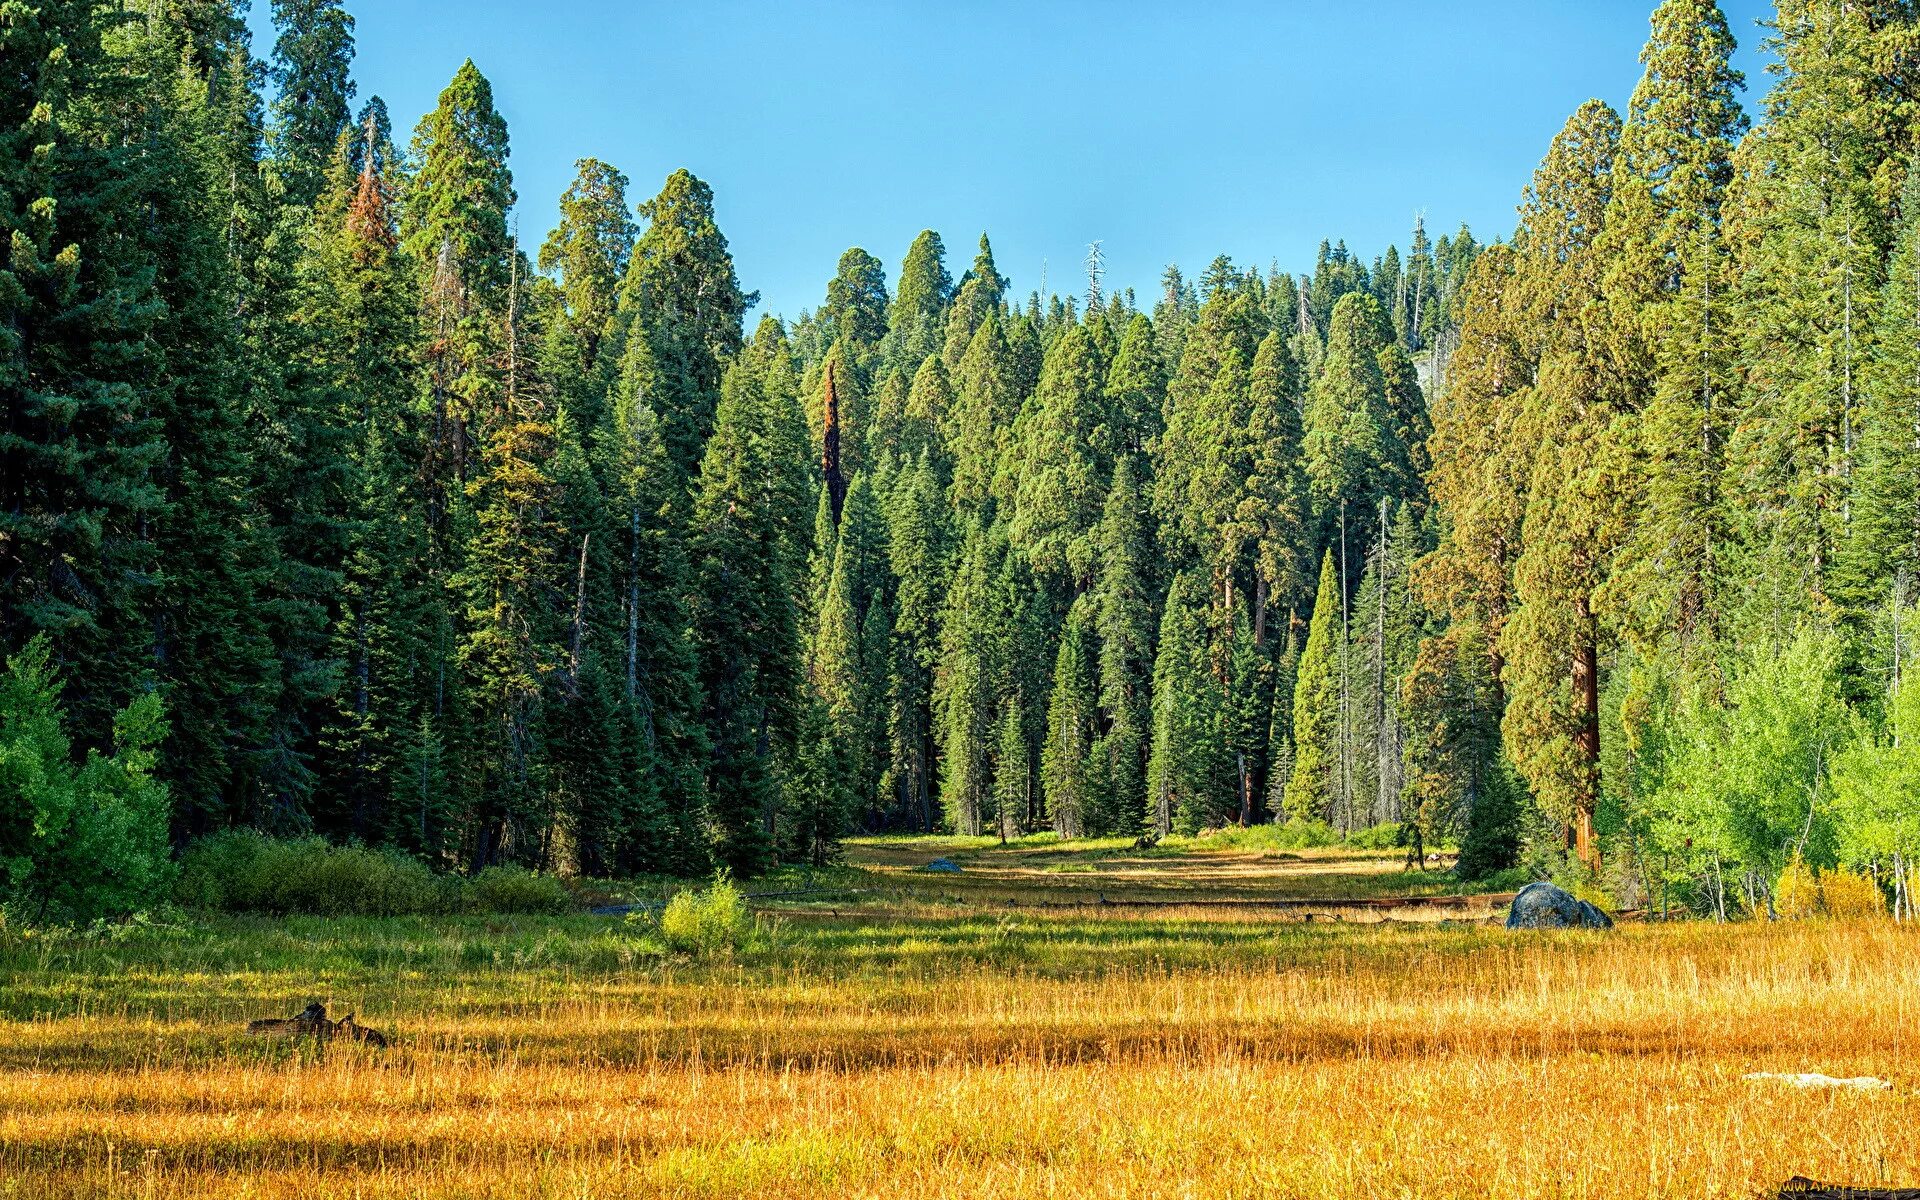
[247,1,1777,321]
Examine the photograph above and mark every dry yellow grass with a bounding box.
[3,846,1916,1198]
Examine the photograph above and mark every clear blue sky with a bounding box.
[247,1,1777,322]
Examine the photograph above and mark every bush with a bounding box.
[1346,823,1404,851]
[467,865,573,915]
[177,831,444,916]
[657,876,756,956]
[1195,819,1339,852]
[0,637,174,922]
[1819,867,1886,919]
[1775,858,1819,919]
[176,834,579,917]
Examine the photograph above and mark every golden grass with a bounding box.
[3,849,1916,1198]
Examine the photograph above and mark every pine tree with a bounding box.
[884,229,951,372]
[1603,0,1747,657]
[1041,595,1100,836]
[937,522,998,835]
[295,119,438,848]
[1235,330,1311,639]
[1499,99,1625,872]
[1010,325,1109,588]
[1092,458,1155,833]
[539,158,636,381]
[1722,0,1910,631]
[1285,552,1342,824]
[1145,571,1223,835]
[266,0,356,210]
[812,471,890,820]
[943,233,1007,364]
[885,457,951,831]
[822,247,889,355]
[594,334,709,874]
[1105,313,1166,458]
[453,258,565,869]
[620,169,751,476]
[1302,292,1406,556]
[690,318,809,873]
[1846,159,1920,606]
[948,315,1019,518]
[1154,290,1259,582]
[0,0,168,754]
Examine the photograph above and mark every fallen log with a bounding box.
[247,1003,388,1048]
[1778,1177,1920,1199]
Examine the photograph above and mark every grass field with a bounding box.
[2,836,1915,1198]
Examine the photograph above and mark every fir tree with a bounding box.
[266,0,356,210]
[1041,595,1100,836]
[1092,458,1155,833]
[1285,552,1342,824]
[620,169,751,476]
[690,319,809,873]
[1145,571,1223,835]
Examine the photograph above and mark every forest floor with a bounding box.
[2,837,1916,1198]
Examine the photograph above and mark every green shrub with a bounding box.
[177,831,444,916]
[0,637,174,922]
[467,865,573,915]
[657,876,756,956]
[1345,822,1404,851]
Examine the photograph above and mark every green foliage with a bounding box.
[468,865,574,916]
[1647,628,1856,892]
[176,830,444,916]
[0,640,174,923]
[656,875,758,956]
[1285,553,1342,823]
[175,831,577,916]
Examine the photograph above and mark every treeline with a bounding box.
[5,0,1919,919]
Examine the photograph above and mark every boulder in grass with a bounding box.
[922,858,962,873]
[1504,881,1614,930]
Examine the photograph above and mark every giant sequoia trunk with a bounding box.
[1571,596,1600,872]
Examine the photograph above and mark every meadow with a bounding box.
[2,837,1916,1199]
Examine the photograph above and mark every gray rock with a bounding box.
[922,858,962,873]
[1505,881,1614,930]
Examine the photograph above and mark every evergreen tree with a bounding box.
[821,247,889,355]
[1041,595,1099,836]
[885,457,951,831]
[884,229,951,372]
[1500,100,1625,872]
[1092,458,1155,833]
[0,0,168,754]
[1145,571,1223,835]
[267,0,356,210]
[812,471,890,820]
[690,318,809,873]
[1847,159,1920,606]
[620,169,751,476]
[539,158,636,379]
[1285,552,1342,824]
[1011,324,1109,588]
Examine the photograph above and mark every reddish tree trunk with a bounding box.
[1572,596,1600,871]
[821,360,846,524]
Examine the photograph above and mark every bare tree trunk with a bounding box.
[569,534,590,686]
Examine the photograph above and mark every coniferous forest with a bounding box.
[5,0,1920,922]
